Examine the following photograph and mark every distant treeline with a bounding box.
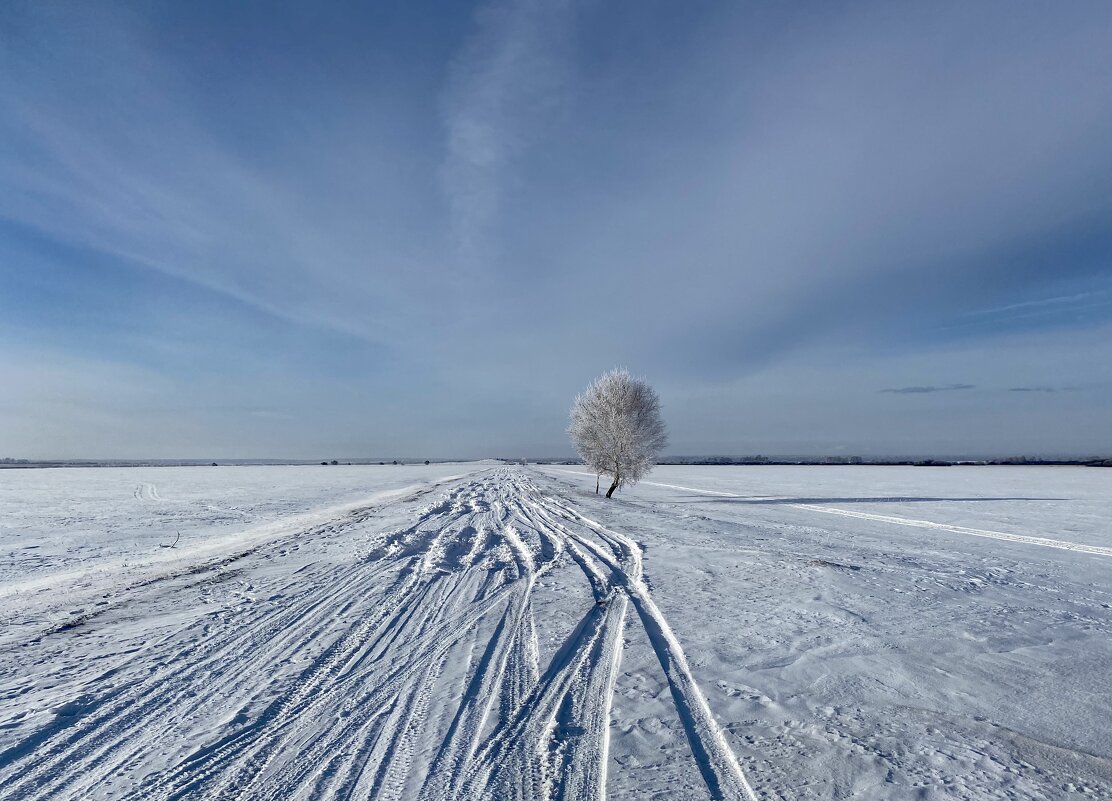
[6,456,1112,470]
[521,456,1112,467]
[653,456,1112,467]
[0,458,446,469]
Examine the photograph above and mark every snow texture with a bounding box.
[1,463,1110,800]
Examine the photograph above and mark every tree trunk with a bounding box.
[595,474,600,494]
[605,472,620,498]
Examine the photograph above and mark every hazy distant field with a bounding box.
[0,463,482,597]
[2,464,1110,800]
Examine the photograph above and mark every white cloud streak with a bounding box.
[0,5,439,345]
[441,0,575,262]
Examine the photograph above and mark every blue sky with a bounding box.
[2,0,1111,459]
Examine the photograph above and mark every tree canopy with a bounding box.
[569,369,668,498]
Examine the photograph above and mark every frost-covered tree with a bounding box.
[569,369,668,498]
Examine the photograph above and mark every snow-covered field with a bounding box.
[1,464,1110,800]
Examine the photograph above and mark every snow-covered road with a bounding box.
[2,464,1111,800]
[0,468,756,801]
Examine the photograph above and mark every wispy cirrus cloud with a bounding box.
[0,3,440,346]
[441,0,575,262]
[879,384,975,395]
[968,290,1109,317]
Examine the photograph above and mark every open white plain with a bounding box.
[1,463,1110,800]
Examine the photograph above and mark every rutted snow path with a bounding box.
[0,469,757,801]
[556,470,1112,558]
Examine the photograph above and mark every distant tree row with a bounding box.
[320,459,432,465]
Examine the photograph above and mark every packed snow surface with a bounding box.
[1,463,1110,800]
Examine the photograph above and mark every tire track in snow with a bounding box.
[146,484,507,800]
[551,468,1112,559]
[794,504,1112,557]
[0,485,474,801]
[531,494,760,801]
[0,468,762,801]
[0,552,394,800]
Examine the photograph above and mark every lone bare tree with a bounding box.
[569,368,668,498]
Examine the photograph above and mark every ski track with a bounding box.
[554,469,1112,559]
[0,468,760,801]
